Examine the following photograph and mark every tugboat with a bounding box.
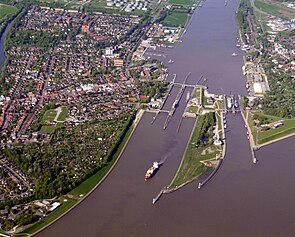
[145,162,159,181]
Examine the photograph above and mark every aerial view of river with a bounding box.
[36,0,295,236]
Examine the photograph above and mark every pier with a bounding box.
[152,189,164,204]
[241,111,257,164]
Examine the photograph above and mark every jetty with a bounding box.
[152,189,164,204]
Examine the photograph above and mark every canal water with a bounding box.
[0,22,10,72]
[31,0,295,236]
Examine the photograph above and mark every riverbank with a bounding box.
[242,111,295,150]
[18,110,145,236]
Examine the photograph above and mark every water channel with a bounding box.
[24,0,295,236]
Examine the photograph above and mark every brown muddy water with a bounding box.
[36,0,295,236]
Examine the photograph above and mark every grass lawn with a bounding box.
[42,109,57,121]
[186,106,199,113]
[0,4,18,20]
[169,115,221,189]
[246,112,295,145]
[163,12,189,27]
[169,0,198,8]
[57,106,68,121]
[254,0,293,19]
[40,125,55,134]
[193,88,201,98]
[258,119,295,144]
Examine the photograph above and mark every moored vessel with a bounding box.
[227,97,233,109]
[186,91,190,102]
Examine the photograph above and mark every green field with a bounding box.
[163,12,189,27]
[246,112,295,146]
[254,0,295,20]
[169,0,198,8]
[168,115,222,189]
[57,106,68,121]
[0,4,18,20]
[42,109,57,121]
[258,119,295,144]
[40,125,55,133]
[89,0,109,9]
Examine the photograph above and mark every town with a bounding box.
[0,3,172,232]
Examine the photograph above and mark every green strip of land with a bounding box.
[0,4,18,20]
[20,116,136,236]
[167,113,222,190]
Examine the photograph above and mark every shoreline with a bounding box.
[241,111,295,151]
[21,110,145,237]
[164,116,198,193]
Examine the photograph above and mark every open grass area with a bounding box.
[20,120,135,235]
[163,12,189,27]
[0,4,18,20]
[168,0,198,8]
[89,0,109,9]
[186,106,199,113]
[168,115,222,189]
[57,106,68,121]
[254,0,295,20]
[246,112,295,146]
[40,125,55,134]
[258,119,295,144]
[42,109,57,121]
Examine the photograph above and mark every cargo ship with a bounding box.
[145,162,159,181]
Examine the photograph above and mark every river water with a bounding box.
[30,0,295,236]
[0,23,9,72]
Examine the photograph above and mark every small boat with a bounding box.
[168,59,174,64]
[186,91,190,102]
[236,44,241,47]
[232,52,237,57]
[227,97,233,109]
[145,162,159,181]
